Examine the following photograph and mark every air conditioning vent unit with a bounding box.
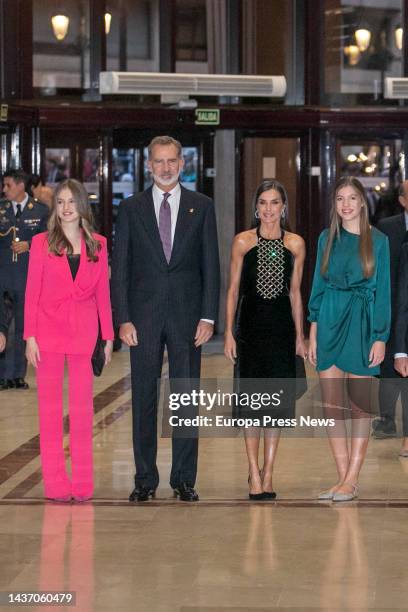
[99,72,287,98]
[384,77,408,99]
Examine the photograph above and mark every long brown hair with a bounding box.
[47,179,101,261]
[321,176,373,278]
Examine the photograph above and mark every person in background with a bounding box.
[372,181,408,441]
[45,159,66,184]
[0,169,48,390]
[391,241,408,456]
[309,177,390,502]
[24,179,114,502]
[27,174,54,209]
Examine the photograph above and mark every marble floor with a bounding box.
[1,348,408,611]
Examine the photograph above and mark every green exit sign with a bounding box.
[195,108,220,125]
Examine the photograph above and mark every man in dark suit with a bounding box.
[392,242,408,454]
[112,136,220,502]
[0,169,48,390]
[372,181,408,438]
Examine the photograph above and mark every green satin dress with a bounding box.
[308,226,391,376]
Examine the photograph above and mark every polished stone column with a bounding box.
[214,130,236,333]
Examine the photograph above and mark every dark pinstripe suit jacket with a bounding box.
[394,241,408,354]
[377,213,406,315]
[377,214,406,367]
[111,185,220,340]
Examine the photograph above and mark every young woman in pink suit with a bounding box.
[24,179,114,502]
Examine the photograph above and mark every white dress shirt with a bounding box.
[152,181,213,326]
[12,193,29,216]
[395,212,408,359]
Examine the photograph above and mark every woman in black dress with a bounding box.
[224,180,306,500]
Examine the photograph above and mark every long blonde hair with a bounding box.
[47,179,101,262]
[321,176,374,278]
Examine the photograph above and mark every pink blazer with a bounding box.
[24,232,114,355]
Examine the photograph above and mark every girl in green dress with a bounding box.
[308,177,391,501]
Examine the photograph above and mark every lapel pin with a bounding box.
[5,202,10,209]
[189,208,194,213]
[28,202,33,209]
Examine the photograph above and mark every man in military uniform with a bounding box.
[0,169,49,389]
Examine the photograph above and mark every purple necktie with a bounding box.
[159,192,172,263]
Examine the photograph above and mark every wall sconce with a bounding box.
[395,27,403,51]
[344,45,361,66]
[105,12,112,35]
[355,28,371,52]
[51,13,70,40]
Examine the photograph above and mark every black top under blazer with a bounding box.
[111,185,220,340]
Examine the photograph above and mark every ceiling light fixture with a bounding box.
[344,45,361,66]
[395,27,403,51]
[355,28,371,52]
[105,12,112,35]
[51,13,70,41]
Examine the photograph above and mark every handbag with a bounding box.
[295,355,308,400]
[92,325,105,377]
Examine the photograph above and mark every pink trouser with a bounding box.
[36,352,94,499]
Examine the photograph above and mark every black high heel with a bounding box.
[248,474,266,501]
[262,491,277,500]
[260,469,277,500]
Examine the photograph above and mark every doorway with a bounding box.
[239,136,301,233]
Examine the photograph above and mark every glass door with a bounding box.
[336,136,406,224]
[0,124,24,178]
[111,130,214,240]
[41,130,104,229]
[111,147,140,235]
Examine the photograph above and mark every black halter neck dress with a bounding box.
[234,227,296,422]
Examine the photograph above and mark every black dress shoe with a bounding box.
[2,379,15,389]
[129,486,156,502]
[173,483,199,502]
[0,379,8,390]
[14,378,29,389]
[372,417,396,439]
